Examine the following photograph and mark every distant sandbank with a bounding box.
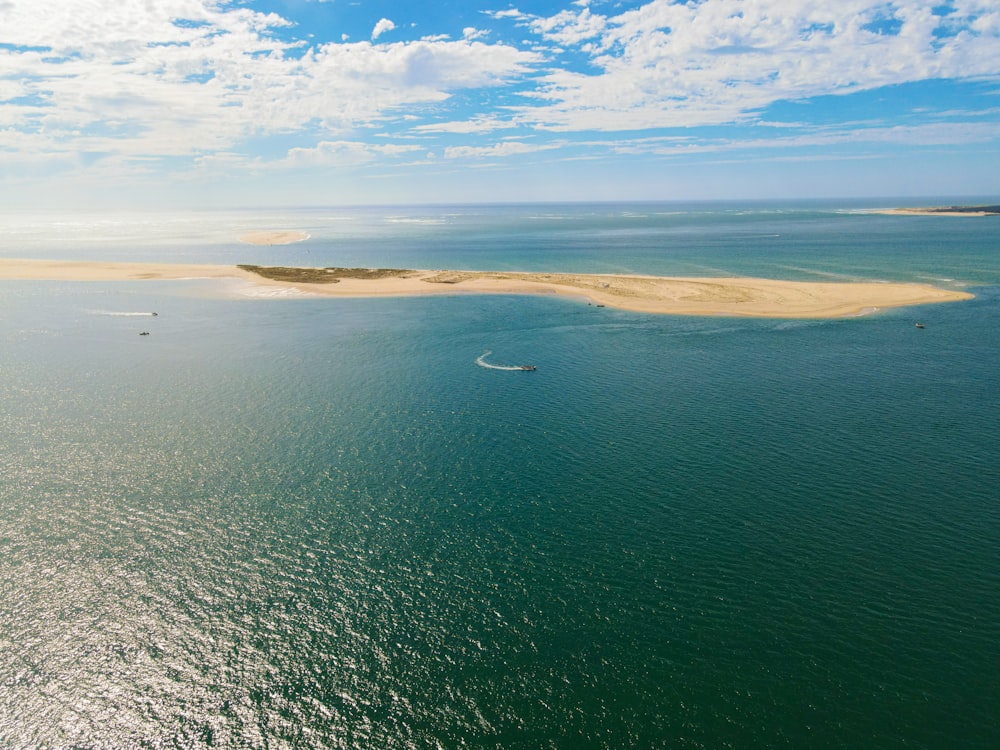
[239,230,311,245]
[0,258,973,318]
[876,205,1000,217]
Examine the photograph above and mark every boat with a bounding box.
[915,322,925,329]
[139,331,150,336]
[519,365,537,371]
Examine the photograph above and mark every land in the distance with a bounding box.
[878,204,1000,216]
[239,230,311,245]
[0,258,973,318]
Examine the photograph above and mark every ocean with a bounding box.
[1,201,998,748]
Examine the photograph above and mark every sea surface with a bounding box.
[1,201,998,748]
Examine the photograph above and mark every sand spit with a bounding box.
[876,205,1000,217]
[0,258,255,282]
[0,259,973,318]
[255,267,972,318]
[239,230,311,245]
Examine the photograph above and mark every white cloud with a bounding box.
[463,27,489,41]
[372,18,396,41]
[514,0,1000,131]
[529,7,606,46]
[1,0,998,201]
[0,1,540,166]
[485,9,528,21]
[589,120,1000,159]
[444,140,559,159]
[415,116,521,135]
[279,140,424,168]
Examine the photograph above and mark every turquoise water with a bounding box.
[1,203,999,748]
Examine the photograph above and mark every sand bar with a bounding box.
[239,230,311,245]
[875,205,1000,217]
[0,258,973,318]
[0,258,252,282]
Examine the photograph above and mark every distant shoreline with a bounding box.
[239,230,311,245]
[0,258,974,319]
[875,205,1000,217]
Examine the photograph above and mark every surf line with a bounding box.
[475,351,536,371]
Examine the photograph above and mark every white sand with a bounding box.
[875,208,998,217]
[239,231,311,245]
[0,258,974,318]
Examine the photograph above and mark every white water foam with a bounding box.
[476,351,531,371]
[90,310,159,317]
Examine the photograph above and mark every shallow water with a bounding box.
[1,202,999,748]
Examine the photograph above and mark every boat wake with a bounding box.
[90,310,159,317]
[476,351,535,371]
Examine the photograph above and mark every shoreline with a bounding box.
[0,258,974,318]
[239,230,311,245]
[874,205,1000,217]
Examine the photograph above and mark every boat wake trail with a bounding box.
[90,311,159,317]
[476,351,535,371]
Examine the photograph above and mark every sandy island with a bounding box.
[875,204,1000,217]
[0,258,973,318]
[239,230,311,245]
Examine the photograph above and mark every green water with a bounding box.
[1,204,999,748]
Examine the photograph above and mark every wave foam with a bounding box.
[476,351,532,371]
[90,310,158,317]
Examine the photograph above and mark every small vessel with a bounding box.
[477,351,536,372]
[915,322,925,329]
[139,331,150,336]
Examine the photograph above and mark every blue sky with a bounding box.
[1,0,999,208]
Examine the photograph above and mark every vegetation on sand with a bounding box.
[238,265,415,283]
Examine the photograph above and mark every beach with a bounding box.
[875,206,1000,217]
[0,257,973,318]
[0,258,248,281]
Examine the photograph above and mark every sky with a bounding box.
[2,0,999,208]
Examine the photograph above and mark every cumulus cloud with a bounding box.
[415,116,521,134]
[463,27,489,41]
[372,18,396,41]
[1,0,998,187]
[529,6,606,46]
[516,0,1000,131]
[443,140,560,159]
[279,140,423,168]
[0,0,540,168]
